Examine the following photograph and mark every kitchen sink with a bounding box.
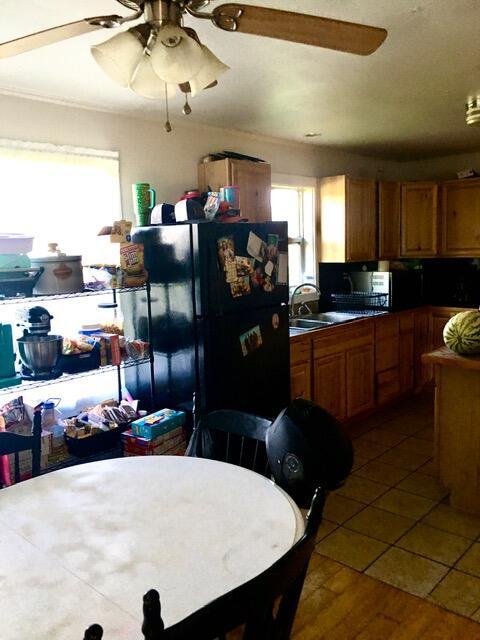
[289,318,333,330]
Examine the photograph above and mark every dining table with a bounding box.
[0,455,304,639]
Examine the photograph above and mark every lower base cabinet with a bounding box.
[290,361,311,401]
[346,345,375,417]
[313,353,346,420]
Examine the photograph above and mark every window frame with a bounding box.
[271,175,317,289]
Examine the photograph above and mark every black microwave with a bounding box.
[350,270,423,311]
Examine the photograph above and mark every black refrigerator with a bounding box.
[123,221,290,421]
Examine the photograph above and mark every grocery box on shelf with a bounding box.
[122,426,186,457]
[130,408,185,441]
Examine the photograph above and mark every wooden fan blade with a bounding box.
[213,4,387,55]
[0,20,105,59]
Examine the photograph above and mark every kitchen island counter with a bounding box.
[423,346,480,514]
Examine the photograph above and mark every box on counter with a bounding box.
[130,408,185,441]
[121,425,186,456]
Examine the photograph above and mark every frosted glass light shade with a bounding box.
[151,24,203,84]
[189,45,230,97]
[91,31,143,87]
[130,54,177,99]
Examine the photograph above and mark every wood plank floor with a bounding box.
[292,553,480,639]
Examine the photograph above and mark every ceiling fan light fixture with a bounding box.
[91,30,143,87]
[188,44,229,97]
[466,96,480,126]
[129,52,177,99]
[150,24,203,84]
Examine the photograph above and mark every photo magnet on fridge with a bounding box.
[239,325,263,357]
[217,236,235,270]
[230,276,251,298]
[235,256,254,276]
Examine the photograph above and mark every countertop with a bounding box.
[422,346,480,371]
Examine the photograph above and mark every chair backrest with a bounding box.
[0,406,42,485]
[185,409,273,477]
[84,486,326,640]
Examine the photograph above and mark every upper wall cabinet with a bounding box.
[400,182,438,257]
[378,181,401,259]
[318,175,377,262]
[440,179,480,257]
[198,158,271,222]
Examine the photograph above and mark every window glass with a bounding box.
[0,140,121,264]
[271,184,316,289]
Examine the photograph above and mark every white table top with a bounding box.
[0,456,304,640]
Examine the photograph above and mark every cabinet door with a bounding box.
[401,182,438,257]
[230,160,272,222]
[291,362,311,401]
[441,180,480,256]
[313,353,346,421]
[414,308,431,387]
[379,181,401,259]
[399,331,414,392]
[197,159,229,192]
[346,345,375,417]
[346,177,377,261]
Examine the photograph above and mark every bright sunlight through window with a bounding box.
[0,139,122,264]
[271,182,315,289]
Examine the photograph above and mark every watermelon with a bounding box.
[443,310,480,355]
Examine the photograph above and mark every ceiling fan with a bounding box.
[0,1,387,130]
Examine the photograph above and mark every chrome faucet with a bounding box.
[290,283,321,318]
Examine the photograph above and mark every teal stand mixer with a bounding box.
[0,323,21,388]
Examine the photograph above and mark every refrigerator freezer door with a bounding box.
[199,304,290,419]
[193,222,289,317]
[124,225,197,408]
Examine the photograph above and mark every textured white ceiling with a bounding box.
[1,0,480,159]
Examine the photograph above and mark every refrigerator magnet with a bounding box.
[264,260,274,277]
[272,313,280,330]
[277,253,288,285]
[239,325,263,357]
[230,276,251,298]
[217,236,235,269]
[246,231,265,262]
[235,256,254,276]
[263,275,275,292]
[267,233,279,247]
[250,267,264,288]
[225,260,238,284]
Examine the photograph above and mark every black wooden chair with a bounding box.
[185,409,273,477]
[0,404,42,485]
[84,485,326,640]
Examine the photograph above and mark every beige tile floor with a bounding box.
[315,392,480,622]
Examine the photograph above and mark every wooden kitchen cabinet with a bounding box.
[346,345,375,416]
[414,307,431,388]
[429,307,459,350]
[318,175,377,262]
[440,179,480,256]
[197,158,271,222]
[399,311,415,393]
[290,335,311,401]
[401,182,438,257]
[378,181,401,259]
[374,314,400,405]
[312,320,374,420]
[313,353,346,420]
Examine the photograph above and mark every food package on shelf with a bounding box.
[122,338,150,361]
[65,399,139,439]
[122,425,187,457]
[92,333,122,366]
[96,220,148,288]
[130,408,185,441]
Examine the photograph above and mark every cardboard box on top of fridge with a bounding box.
[130,409,186,441]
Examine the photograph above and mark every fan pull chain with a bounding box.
[182,93,192,115]
[164,84,172,133]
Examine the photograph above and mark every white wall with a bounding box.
[0,93,399,218]
[398,149,480,181]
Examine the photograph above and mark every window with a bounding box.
[271,176,316,289]
[0,139,122,264]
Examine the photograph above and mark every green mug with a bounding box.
[132,183,156,226]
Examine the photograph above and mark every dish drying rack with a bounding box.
[331,291,388,311]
